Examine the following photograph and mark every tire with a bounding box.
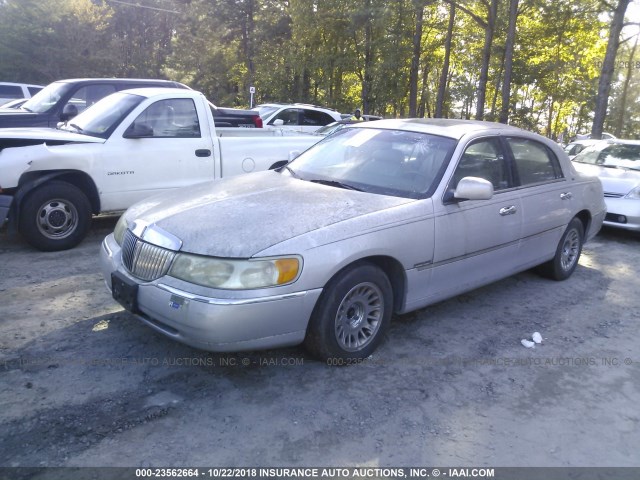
[19,181,92,251]
[304,262,393,362]
[537,218,584,281]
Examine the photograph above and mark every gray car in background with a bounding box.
[100,119,605,361]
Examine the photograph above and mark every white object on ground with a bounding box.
[532,332,543,344]
[521,339,535,348]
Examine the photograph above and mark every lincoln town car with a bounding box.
[100,119,606,361]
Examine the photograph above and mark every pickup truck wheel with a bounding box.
[19,181,92,251]
[304,263,393,362]
[536,217,584,281]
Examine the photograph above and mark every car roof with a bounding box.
[350,118,530,140]
[52,78,187,87]
[0,81,44,88]
[118,87,201,98]
[256,102,339,112]
[603,139,640,146]
[567,139,600,145]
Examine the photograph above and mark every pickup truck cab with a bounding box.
[0,88,318,251]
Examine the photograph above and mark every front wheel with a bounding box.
[537,217,584,281]
[304,263,393,362]
[19,181,92,251]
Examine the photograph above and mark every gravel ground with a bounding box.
[0,218,639,470]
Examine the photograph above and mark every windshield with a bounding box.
[286,127,456,199]
[573,143,640,170]
[58,92,145,139]
[21,82,73,113]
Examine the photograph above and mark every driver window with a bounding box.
[452,138,511,191]
[133,99,201,138]
[272,108,300,125]
[64,85,116,114]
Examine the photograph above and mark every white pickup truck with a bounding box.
[0,88,319,251]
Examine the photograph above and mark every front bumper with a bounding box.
[100,233,322,352]
[0,195,13,227]
[603,197,640,232]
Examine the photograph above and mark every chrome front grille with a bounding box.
[121,229,176,281]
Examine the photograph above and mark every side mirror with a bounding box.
[453,177,494,201]
[60,104,79,121]
[272,119,284,126]
[123,122,153,138]
[288,150,301,161]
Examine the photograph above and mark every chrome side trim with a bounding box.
[156,284,309,306]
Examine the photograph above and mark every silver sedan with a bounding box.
[571,140,640,231]
[100,119,606,361]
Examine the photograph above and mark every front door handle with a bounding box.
[195,149,211,157]
[560,192,573,200]
[499,205,517,216]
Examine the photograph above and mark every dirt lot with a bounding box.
[0,218,639,470]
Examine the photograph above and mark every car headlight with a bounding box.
[168,254,301,289]
[624,186,640,200]
[114,215,130,245]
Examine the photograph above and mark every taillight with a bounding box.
[254,116,263,128]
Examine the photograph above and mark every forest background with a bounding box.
[0,0,639,140]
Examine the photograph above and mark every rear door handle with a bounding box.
[499,205,517,216]
[195,149,211,157]
[560,192,573,200]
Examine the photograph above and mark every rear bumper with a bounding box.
[0,195,13,227]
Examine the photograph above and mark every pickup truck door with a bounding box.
[98,97,215,211]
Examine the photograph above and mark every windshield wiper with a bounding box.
[309,178,363,191]
[68,123,84,133]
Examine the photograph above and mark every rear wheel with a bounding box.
[304,263,393,362]
[537,217,584,281]
[19,181,92,251]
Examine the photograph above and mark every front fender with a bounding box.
[0,143,35,189]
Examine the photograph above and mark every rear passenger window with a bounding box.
[452,138,511,191]
[302,110,335,126]
[507,138,563,186]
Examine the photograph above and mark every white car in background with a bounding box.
[564,139,600,159]
[253,103,342,133]
[0,82,43,106]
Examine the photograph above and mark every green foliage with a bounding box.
[0,0,115,83]
[0,0,637,137]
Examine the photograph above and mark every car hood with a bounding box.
[125,171,416,257]
[572,162,640,195]
[0,127,104,144]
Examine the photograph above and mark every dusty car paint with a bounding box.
[100,119,606,360]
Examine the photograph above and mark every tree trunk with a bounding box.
[362,0,374,115]
[614,33,638,137]
[591,0,631,139]
[409,2,425,117]
[475,0,498,120]
[499,0,519,124]
[435,3,455,118]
